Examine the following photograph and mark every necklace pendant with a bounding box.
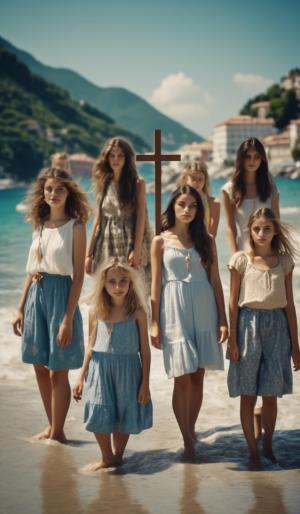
[185,252,192,271]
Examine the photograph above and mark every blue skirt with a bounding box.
[84,351,153,434]
[228,307,292,397]
[22,273,84,370]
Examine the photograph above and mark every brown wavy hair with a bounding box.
[232,138,272,207]
[92,137,138,209]
[25,167,91,228]
[161,185,213,267]
[248,207,298,258]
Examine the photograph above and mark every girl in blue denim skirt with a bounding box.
[227,207,300,470]
[13,167,90,442]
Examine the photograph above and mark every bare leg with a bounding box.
[33,364,52,439]
[112,432,130,464]
[172,374,195,459]
[262,396,277,463]
[49,369,70,442]
[240,395,260,470]
[189,368,205,440]
[84,433,120,471]
[254,405,263,441]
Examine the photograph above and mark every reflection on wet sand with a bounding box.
[40,445,83,514]
[84,472,149,514]
[248,476,288,514]
[180,464,206,514]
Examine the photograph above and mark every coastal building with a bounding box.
[178,141,213,163]
[263,131,291,164]
[69,153,95,176]
[289,119,300,149]
[281,70,300,98]
[251,101,270,119]
[213,116,275,164]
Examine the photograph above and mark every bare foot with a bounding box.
[248,453,262,471]
[49,431,68,444]
[254,407,262,441]
[181,443,196,462]
[263,445,278,464]
[83,458,120,472]
[32,427,51,440]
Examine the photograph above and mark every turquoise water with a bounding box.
[1,176,300,379]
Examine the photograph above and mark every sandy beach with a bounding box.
[1,347,300,514]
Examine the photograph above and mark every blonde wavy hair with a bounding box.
[179,160,210,196]
[50,152,70,172]
[88,257,147,346]
[25,167,91,228]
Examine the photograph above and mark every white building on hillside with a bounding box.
[213,116,275,164]
[179,141,213,163]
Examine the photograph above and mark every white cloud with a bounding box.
[148,72,214,130]
[232,73,273,93]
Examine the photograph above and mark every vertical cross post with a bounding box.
[136,129,181,234]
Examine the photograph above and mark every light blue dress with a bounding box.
[160,246,224,378]
[84,319,153,434]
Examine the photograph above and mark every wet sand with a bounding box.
[1,350,300,514]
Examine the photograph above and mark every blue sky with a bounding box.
[1,0,299,138]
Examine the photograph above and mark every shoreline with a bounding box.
[1,352,300,514]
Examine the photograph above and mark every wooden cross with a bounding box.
[136,129,181,234]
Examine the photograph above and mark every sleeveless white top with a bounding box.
[26,219,75,276]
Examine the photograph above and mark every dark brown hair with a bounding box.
[161,185,213,267]
[232,138,272,207]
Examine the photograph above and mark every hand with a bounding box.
[128,250,140,268]
[12,309,24,336]
[73,379,84,402]
[218,325,228,344]
[57,319,73,346]
[292,347,300,371]
[138,383,151,405]
[85,256,93,275]
[228,336,239,363]
[151,323,161,349]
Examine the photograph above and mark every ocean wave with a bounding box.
[16,202,27,213]
[281,206,300,214]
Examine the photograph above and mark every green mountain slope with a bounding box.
[0,47,148,181]
[0,36,203,150]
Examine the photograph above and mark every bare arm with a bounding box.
[209,239,228,343]
[271,193,280,219]
[73,312,96,401]
[129,178,146,267]
[85,208,101,274]
[228,268,242,362]
[136,309,151,404]
[208,197,220,238]
[12,273,34,336]
[284,271,300,371]
[58,222,86,346]
[150,235,164,348]
[222,190,238,253]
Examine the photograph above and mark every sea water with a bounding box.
[0,176,299,380]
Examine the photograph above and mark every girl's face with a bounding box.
[174,193,198,224]
[105,267,130,304]
[44,178,69,209]
[186,172,205,194]
[108,146,126,174]
[243,149,262,174]
[250,216,276,248]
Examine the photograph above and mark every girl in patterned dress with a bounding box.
[12,167,90,442]
[151,185,227,460]
[73,257,152,471]
[85,137,152,289]
[227,207,300,470]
